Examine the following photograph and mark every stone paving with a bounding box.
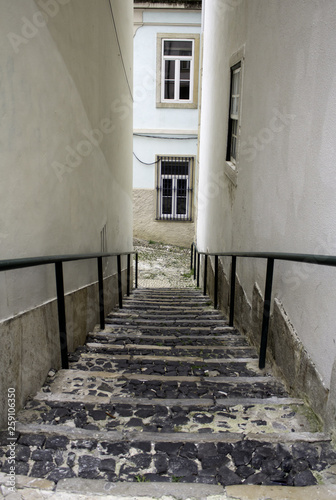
[1,242,336,499]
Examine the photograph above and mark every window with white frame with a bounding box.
[156,34,199,109]
[226,62,241,164]
[162,39,194,103]
[156,156,194,221]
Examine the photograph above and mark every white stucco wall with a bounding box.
[0,0,134,319]
[133,134,198,189]
[133,17,201,134]
[0,0,134,429]
[197,0,336,389]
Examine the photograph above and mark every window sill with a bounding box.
[224,161,238,186]
[156,102,198,109]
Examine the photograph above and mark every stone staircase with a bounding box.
[1,287,336,499]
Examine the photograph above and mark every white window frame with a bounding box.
[156,156,194,221]
[227,63,241,164]
[156,33,200,109]
[160,173,190,220]
[224,45,245,186]
[161,39,194,104]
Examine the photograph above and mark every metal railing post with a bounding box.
[127,253,131,296]
[214,255,218,309]
[259,258,275,369]
[197,252,200,287]
[190,243,193,270]
[55,262,69,369]
[203,254,208,295]
[229,256,236,327]
[135,252,138,289]
[117,254,123,309]
[97,257,105,330]
[193,247,197,280]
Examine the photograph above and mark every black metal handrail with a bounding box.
[191,242,336,370]
[0,251,138,369]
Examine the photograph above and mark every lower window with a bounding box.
[156,156,194,221]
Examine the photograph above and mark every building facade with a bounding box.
[196,0,336,435]
[0,0,133,428]
[133,0,202,247]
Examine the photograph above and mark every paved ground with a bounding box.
[133,239,194,289]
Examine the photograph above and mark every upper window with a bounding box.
[226,62,241,165]
[162,40,194,103]
[157,34,200,109]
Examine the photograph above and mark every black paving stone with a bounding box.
[99,458,116,472]
[18,434,45,447]
[217,465,242,486]
[168,456,198,477]
[47,467,76,482]
[15,445,30,462]
[31,450,53,462]
[45,436,69,450]
[155,442,183,455]
[31,461,56,477]
[78,456,101,479]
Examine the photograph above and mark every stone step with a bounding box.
[36,369,289,400]
[106,318,229,327]
[88,331,250,347]
[104,323,233,334]
[2,287,336,494]
[17,395,319,436]
[70,352,261,378]
[0,422,334,488]
[78,343,258,360]
[110,310,223,318]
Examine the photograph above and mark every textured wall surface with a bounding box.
[0,0,133,428]
[197,0,336,395]
[133,189,195,247]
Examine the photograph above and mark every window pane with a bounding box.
[179,81,190,100]
[164,40,192,56]
[161,161,188,176]
[162,179,172,215]
[180,60,190,79]
[165,60,175,79]
[164,81,175,100]
[231,96,239,116]
[177,178,187,196]
[162,178,172,196]
[176,179,187,215]
[176,197,187,215]
[162,197,172,215]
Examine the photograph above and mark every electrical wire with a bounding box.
[133,152,161,165]
[108,0,133,101]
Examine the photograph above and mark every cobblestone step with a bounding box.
[103,325,236,336]
[0,422,334,488]
[69,353,260,378]
[16,396,317,436]
[88,331,249,346]
[1,286,336,497]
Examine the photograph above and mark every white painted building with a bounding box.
[197,0,336,434]
[133,0,202,247]
[0,0,133,428]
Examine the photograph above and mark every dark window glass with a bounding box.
[164,81,175,100]
[165,60,175,79]
[179,82,190,100]
[180,61,190,79]
[161,161,188,176]
[164,40,192,56]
